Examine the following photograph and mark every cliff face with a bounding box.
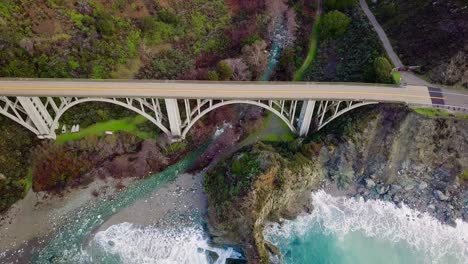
[205,105,468,263]
[319,105,467,224]
[204,143,324,263]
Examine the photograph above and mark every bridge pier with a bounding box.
[164,99,182,141]
[17,97,55,139]
[297,100,316,137]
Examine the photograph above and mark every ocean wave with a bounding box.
[265,190,468,263]
[86,222,240,264]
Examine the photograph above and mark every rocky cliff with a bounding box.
[204,105,468,263]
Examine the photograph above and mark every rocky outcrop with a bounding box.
[318,105,468,225]
[204,143,324,263]
[205,104,468,262]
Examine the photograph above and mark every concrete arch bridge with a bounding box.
[0,80,441,141]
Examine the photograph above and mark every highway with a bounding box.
[0,79,439,106]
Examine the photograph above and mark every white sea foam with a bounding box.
[265,190,468,263]
[89,222,240,264]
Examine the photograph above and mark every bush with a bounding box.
[320,11,351,40]
[137,49,193,80]
[325,0,357,11]
[373,56,393,83]
[217,61,233,80]
[207,71,219,81]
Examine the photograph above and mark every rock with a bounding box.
[107,240,115,247]
[404,182,415,191]
[226,259,248,264]
[390,184,402,193]
[427,204,436,211]
[392,194,401,203]
[418,182,428,190]
[365,178,376,189]
[376,185,389,195]
[0,173,6,181]
[206,249,219,263]
[265,241,281,256]
[433,190,449,201]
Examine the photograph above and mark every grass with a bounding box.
[56,115,157,144]
[413,108,468,119]
[392,71,401,85]
[459,170,468,182]
[294,15,321,81]
[245,113,295,143]
[23,168,33,195]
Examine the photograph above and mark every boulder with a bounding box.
[0,173,6,181]
[417,182,428,190]
[433,190,449,201]
[364,178,376,189]
[376,185,389,195]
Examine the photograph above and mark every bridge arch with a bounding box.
[0,97,40,135]
[52,98,171,137]
[181,100,297,139]
[316,101,378,131]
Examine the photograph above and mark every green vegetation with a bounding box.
[413,108,468,119]
[320,11,351,40]
[205,150,264,216]
[304,6,390,83]
[459,170,468,182]
[0,116,38,212]
[372,56,393,83]
[325,0,358,11]
[392,71,401,85]
[56,115,156,144]
[164,142,188,155]
[0,0,231,80]
[294,16,321,81]
[217,61,234,81]
[368,0,468,88]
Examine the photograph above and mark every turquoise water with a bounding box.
[32,148,204,263]
[265,190,468,264]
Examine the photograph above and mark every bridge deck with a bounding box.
[0,79,434,105]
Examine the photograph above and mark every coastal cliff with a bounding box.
[204,105,468,263]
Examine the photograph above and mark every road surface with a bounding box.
[0,79,437,106]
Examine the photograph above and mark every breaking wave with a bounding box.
[86,222,241,264]
[265,190,468,263]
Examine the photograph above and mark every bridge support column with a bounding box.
[17,97,55,139]
[297,100,316,137]
[165,99,182,141]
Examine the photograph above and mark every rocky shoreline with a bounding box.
[204,105,467,263]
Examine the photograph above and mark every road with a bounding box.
[359,0,468,111]
[0,79,437,106]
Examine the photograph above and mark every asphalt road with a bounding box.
[0,79,436,105]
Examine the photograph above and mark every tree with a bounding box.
[242,40,268,79]
[320,11,351,40]
[224,58,251,81]
[325,0,357,11]
[137,49,193,80]
[373,56,393,83]
[217,61,233,80]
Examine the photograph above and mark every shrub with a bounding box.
[325,0,357,11]
[373,56,393,83]
[217,61,233,80]
[320,11,351,40]
[95,13,116,36]
[207,71,220,81]
[137,49,193,80]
